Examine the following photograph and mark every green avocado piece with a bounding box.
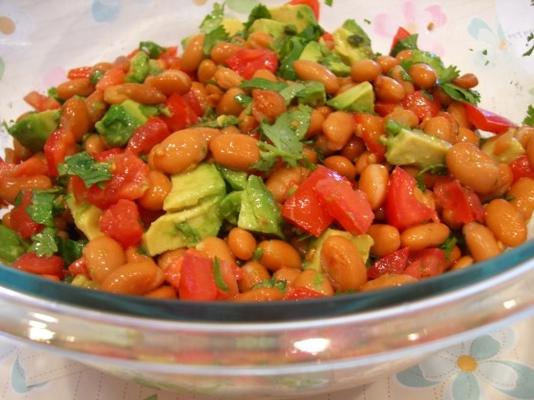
[299,41,322,62]
[305,229,374,272]
[217,165,248,191]
[125,51,150,83]
[66,195,104,240]
[8,110,60,152]
[238,175,282,237]
[0,223,27,264]
[320,52,351,77]
[482,132,525,163]
[327,81,374,112]
[143,195,223,256]
[223,18,245,36]
[95,99,148,147]
[333,19,373,64]
[269,4,317,33]
[71,274,99,289]
[219,191,242,225]
[164,163,226,212]
[385,128,452,168]
[249,18,286,43]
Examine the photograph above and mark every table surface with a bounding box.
[0,317,532,400]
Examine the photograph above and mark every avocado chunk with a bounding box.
[66,195,104,240]
[95,99,148,147]
[333,19,373,64]
[71,274,99,289]
[482,131,525,163]
[223,18,245,36]
[249,18,286,43]
[320,52,351,77]
[299,41,322,62]
[269,4,317,33]
[238,175,283,237]
[219,191,242,225]
[305,229,374,272]
[125,51,150,83]
[385,127,452,168]
[0,223,27,263]
[327,81,374,113]
[217,165,248,191]
[164,163,226,212]
[143,195,223,256]
[8,110,60,152]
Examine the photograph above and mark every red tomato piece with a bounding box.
[12,155,49,177]
[367,247,410,279]
[100,199,144,248]
[289,0,320,19]
[179,250,218,301]
[354,114,386,159]
[68,258,89,276]
[433,178,484,224]
[10,191,43,239]
[96,67,125,91]
[283,287,325,301]
[183,90,203,116]
[385,167,436,231]
[23,91,61,112]
[404,248,448,279]
[314,179,374,235]
[464,104,516,134]
[225,48,279,80]
[162,93,201,132]
[93,148,123,162]
[13,253,64,277]
[402,91,440,121]
[509,155,534,182]
[165,256,183,290]
[127,117,171,155]
[321,32,334,43]
[374,102,398,117]
[282,166,340,237]
[158,46,181,70]
[44,129,76,176]
[67,66,92,80]
[390,27,411,53]
[215,260,240,300]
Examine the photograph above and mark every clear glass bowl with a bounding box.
[0,0,533,398]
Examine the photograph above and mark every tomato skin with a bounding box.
[288,0,320,19]
[68,258,89,276]
[158,46,181,70]
[100,199,144,248]
[215,260,240,300]
[321,32,334,42]
[385,167,436,231]
[402,91,440,121]
[390,27,411,53]
[282,166,338,237]
[165,256,184,289]
[354,114,386,159]
[225,48,279,80]
[12,156,49,177]
[464,104,516,134]
[162,93,201,132]
[127,117,171,155]
[67,66,92,80]
[368,247,410,279]
[404,248,448,279]
[23,91,61,112]
[283,287,324,301]
[44,129,76,176]
[13,253,64,278]
[10,191,43,239]
[315,179,374,235]
[374,102,398,117]
[96,67,125,91]
[510,155,534,182]
[179,250,218,301]
[433,178,484,224]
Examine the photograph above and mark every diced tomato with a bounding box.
[100,199,144,248]
[165,256,184,289]
[179,250,218,301]
[282,166,340,236]
[93,148,123,162]
[10,191,43,239]
[367,247,410,279]
[509,155,534,182]
[226,48,279,80]
[23,91,61,112]
[43,129,76,176]
[215,260,240,300]
[159,46,181,70]
[67,66,92,80]
[13,253,64,278]
[314,179,374,235]
[87,150,150,208]
[12,155,49,177]
[183,89,203,116]
[375,102,398,117]
[96,67,125,91]
[404,248,448,279]
[402,91,440,121]
[68,258,89,276]
[283,287,325,301]
[390,27,411,53]
[70,176,88,203]
[162,92,201,132]
[385,167,436,231]
[433,178,484,224]
[354,114,386,159]
[127,117,171,155]
[289,0,320,20]
[464,104,516,134]
[321,32,334,42]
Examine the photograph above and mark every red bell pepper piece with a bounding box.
[367,247,410,279]
[162,92,201,132]
[404,248,448,279]
[127,117,171,155]
[226,48,279,80]
[433,178,484,224]
[9,191,43,239]
[67,66,92,80]
[385,167,436,231]
[23,91,61,112]
[390,27,411,53]
[464,104,516,134]
[283,287,325,301]
[13,253,64,278]
[402,91,440,121]
[509,155,534,182]
[289,0,320,20]
[179,250,218,301]
[100,199,144,248]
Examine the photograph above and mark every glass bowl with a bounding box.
[0,0,533,398]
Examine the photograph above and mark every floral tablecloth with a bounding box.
[0,317,532,400]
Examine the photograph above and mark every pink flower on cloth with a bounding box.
[374,1,447,55]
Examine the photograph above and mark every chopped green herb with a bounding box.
[390,33,419,56]
[523,105,534,126]
[89,70,104,85]
[0,224,28,263]
[399,43,460,84]
[29,227,58,257]
[57,237,86,265]
[385,119,404,137]
[235,93,252,106]
[203,25,229,55]
[253,247,263,260]
[26,190,61,227]
[199,2,225,34]
[212,257,229,292]
[58,152,112,188]
[440,83,481,105]
[415,164,448,191]
[175,222,201,246]
[47,87,60,102]
[253,277,287,292]
[243,4,271,35]
[139,41,166,58]
[440,236,458,260]
[241,78,289,92]
[523,32,533,57]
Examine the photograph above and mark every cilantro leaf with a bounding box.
[57,237,86,265]
[175,222,201,246]
[523,105,534,126]
[196,114,240,129]
[440,83,481,105]
[30,227,58,257]
[278,36,308,80]
[385,119,405,136]
[139,41,166,58]
[212,257,229,292]
[199,2,225,34]
[400,50,460,84]
[58,152,112,188]
[0,224,28,263]
[243,4,271,35]
[415,164,448,191]
[390,33,419,56]
[203,25,229,55]
[440,236,458,260]
[26,190,58,227]
[235,93,252,106]
[253,277,287,292]
[240,78,289,92]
